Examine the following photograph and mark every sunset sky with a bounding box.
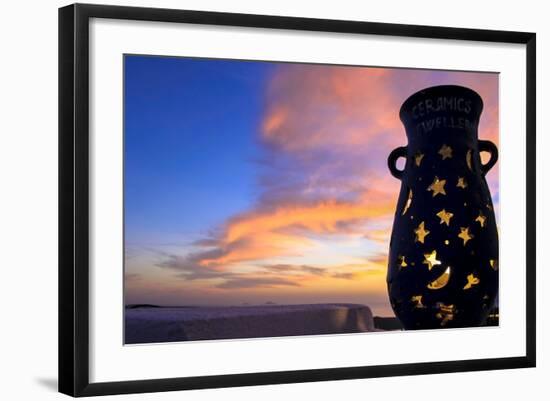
[124,55,499,316]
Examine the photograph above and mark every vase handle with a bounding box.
[388,146,407,180]
[478,140,498,175]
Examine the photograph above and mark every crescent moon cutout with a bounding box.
[466,149,473,171]
[427,266,451,290]
[402,188,413,216]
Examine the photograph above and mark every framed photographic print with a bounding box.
[58,3,536,397]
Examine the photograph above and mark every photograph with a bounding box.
[123,55,500,344]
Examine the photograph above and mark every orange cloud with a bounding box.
[195,197,395,269]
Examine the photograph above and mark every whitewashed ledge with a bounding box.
[125,303,375,344]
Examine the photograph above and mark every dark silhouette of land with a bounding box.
[125,304,162,309]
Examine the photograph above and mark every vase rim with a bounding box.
[399,84,484,122]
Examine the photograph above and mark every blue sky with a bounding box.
[124,56,273,244]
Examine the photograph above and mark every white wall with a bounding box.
[0,0,546,400]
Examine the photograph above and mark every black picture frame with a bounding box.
[59,3,536,397]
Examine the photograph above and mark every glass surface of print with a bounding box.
[124,55,499,344]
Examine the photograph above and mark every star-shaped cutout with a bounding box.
[458,227,473,245]
[397,255,408,269]
[475,212,486,227]
[414,221,430,243]
[414,152,425,167]
[427,176,446,197]
[422,249,441,271]
[436,209,454,226]
[456,177,468,189]
[438,144,453,160]
[436,303,455,326]
[411,295,424,309]
[463,273,480,290]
